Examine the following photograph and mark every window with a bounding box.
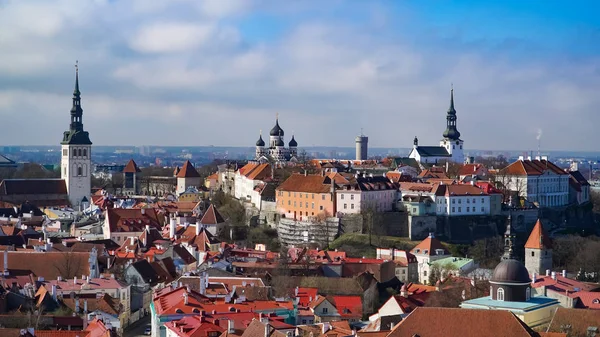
[452,207,455,212]
[300,193,302,198]
[497,288,504,301]
[323,308,328,314]
[351,194,354,200]
[452,199,455,204]
[77,166,83,176]
[412,207,417,213]
[466,207,469,212]
[305,202,308,208]
[83,148,87,157]
[300,202,302,208]
[423,270,427,276]
[312,203,314,209]
[288,192,290,197]
[62,149,67,156]
[458,207,461,212]
[344,204,347,209]
[531,251,535,257]
[481,198,484,203]
[351,204,354,209]
[467,199,470,204]
[458,199,461,204]
[526,288,531,301]
[341,194,344,200]
[294,201,297,207]
[481,207,484,212]
[322,195,325,200]
[288,200,291,205]
[302,320,307,324]
[320,206,323,210]
[312,194,314,199]
[472,198,475,203]
[306,194,308,199]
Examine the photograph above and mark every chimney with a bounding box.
[195,223,201,236]
[3,249,8,276]
[562,270,567,278]
[551,271,557,280]
[183,293,188,305]
[145,224,150,233]
[74,276,77,285]
[169,215,177,239]
[141,208,145,215]
[130,237,135,245]
[531,273,536,284]
[75,298,80,313]
[228,320,235,333]
[546,269,551,276]
[51,284,57,301]
[295,286,299,297]
[84,299,88,313]
[264,322,269,337]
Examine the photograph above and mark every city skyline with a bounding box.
[1,1,599,151]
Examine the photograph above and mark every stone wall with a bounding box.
[436,215,506,244]
[408,215,437,240]
[339,211,409,237]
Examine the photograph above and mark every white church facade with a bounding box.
[409,88,465,164]
[255,115,299,164]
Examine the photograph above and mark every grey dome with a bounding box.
[270,119,284,137]
[289,135,297,147]
[491,259,531,284]
[275,137,284,146]
[256,135,265,147]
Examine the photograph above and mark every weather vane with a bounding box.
[75,60,79,73]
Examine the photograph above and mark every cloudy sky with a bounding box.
[1,0,599,151]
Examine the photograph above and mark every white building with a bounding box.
[61,64,92,208]
[568,170,591,205]
[434,183,491,216]
[233,162,272,208]
[336,175,397,214]
[176,161,201,195]
[410,233,451,284]
[408,88,464,164]
[499,157,570,208]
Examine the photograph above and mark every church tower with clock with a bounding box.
[61,62,92,208]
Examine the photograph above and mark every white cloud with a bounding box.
[129,22,216,53]
[0,0,598,151]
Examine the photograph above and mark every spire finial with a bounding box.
[449,84,455,112]
[74,60,80,95]
[276,112,279,120]
[260,129,262,136]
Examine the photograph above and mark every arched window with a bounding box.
[526,287,531,301]
[531,251,535,257]
[497,287,505,301]
[77,166,83,176]
[83,148,87,157]
[82,164,87,177]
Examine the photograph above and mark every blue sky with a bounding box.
[0,0,599,151]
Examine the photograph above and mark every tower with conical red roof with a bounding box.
[524,219,553,276]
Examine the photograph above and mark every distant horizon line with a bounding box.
[2,145,600,155]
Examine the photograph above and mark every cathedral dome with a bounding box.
[443,128,461,140]
[289,135,297,147]
[270,119,284,137]
[275,137,284,147]
[491,259,531,284]
[256,135,265,147]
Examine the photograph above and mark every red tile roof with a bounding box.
[244,163,271,180]
[531,274,598,294]
[573,291,600,309]
[200,204,225,225]
[123,159,141,173]
[524,220,552,250]
[502,160,567,176]
[106,208,163,233]
[547,308,600,337]
[332,295,362,318]
[0,251,94,280]
[458,164,487,176]
[165,315,224,337]
[275,174,331,194]
[410,234,449,256]
[177,161,201,178]
[175,226,221,251]
[388,307,540,337]
[435,184,487,197]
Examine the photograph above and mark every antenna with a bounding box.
[360,128,363,137]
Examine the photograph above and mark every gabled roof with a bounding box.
[435,184,487,197]
[458,164,488,176]
[524,219,552,250]
[0,251,94,280]
[414,146,450,157]
[129,259,159,285]
[240,319,287,337]
[418,168,448,179]
[177,161,201,178]
[275,174,331,193]
[122,159,141,173]
[0,179,68,195]
[175,226,221,251]
[410,234,449,256]
[547,307,600,337]
[388,307,541,337]
[200,204,225,225]
[502,159,567,176]
[106,208,163,233]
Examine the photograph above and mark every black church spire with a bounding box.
[442,86,461,140]
[62,61,92,145]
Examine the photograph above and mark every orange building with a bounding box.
[275,174,337,221]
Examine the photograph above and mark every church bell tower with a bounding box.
[61,62,92,208]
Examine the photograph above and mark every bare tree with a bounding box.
[53,252,85,279]
[361,207,384,246]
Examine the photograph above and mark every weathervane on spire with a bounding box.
[75,60,79,73]
[276,112,279,120]
[260,129,262,135]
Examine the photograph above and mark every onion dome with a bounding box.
[491,259,531,284]
[270,118,284,137]
[256,134,265,147]
[289,135,298,147]
[275,137,284,147]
